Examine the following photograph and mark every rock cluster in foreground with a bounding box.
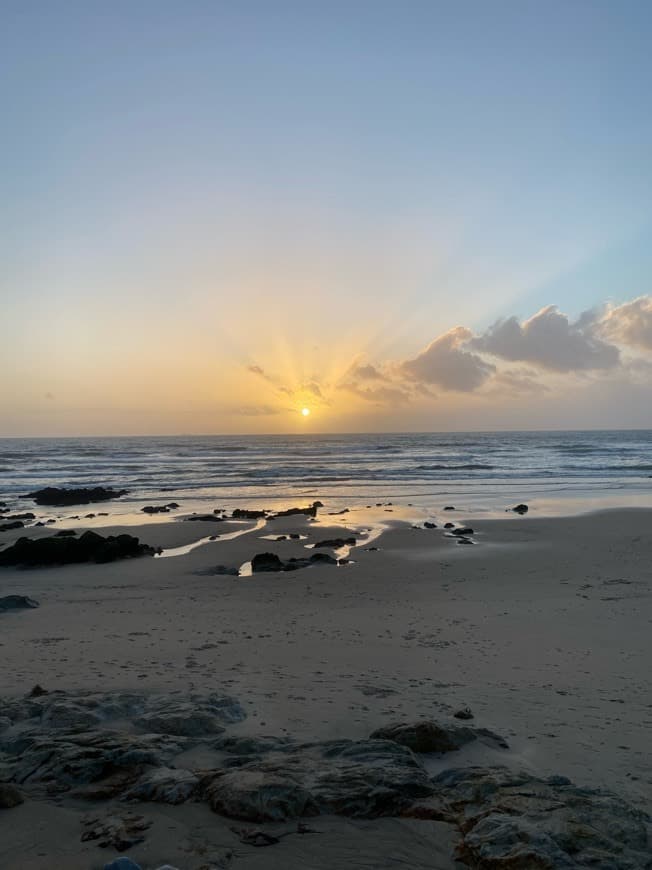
[0,530,155,566]
[25,486,129,506]
[0,689,649,868]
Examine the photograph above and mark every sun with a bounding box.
[301,407,311,417]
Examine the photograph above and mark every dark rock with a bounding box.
[370,720,507,753]
[0,783,24,808]
[271,502,321,518]
[141,505,169,514]
[444,522,454,529]
[309,552,337,565]
[29,684,48,697]
[275,535,287,541]
[232,509,267,519]
[327,508,349,515]
[203,738,433,822]
[251,552,284,573]
[4,513,35,521]
[431,766,651,869]
[81,813,151,852]
[26,487,128,506]
[457,537,472,545]
[0,531,155,566]
[451,527,473,536]
[511,503,529,514]
[85,513,96,519]
[55,529,77,537]
[123,767,199,804]
[166,503,179,509]
[185,514,224,522]
[0,595,39,612]
[453,707,474,720]
[104,859,143,870]
[289,533,300,540]
[423,522,437,529]
[313,537,356,549]
[0,521,24,532]
[443,506,455,511]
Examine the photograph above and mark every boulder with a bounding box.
[444,522,454,529]
[313,537,356,549]
[424,522,437,529]
[0,595,39,611]
[511,503,529,514]
[430,766,652,869]
[0,531,155,566]
[251,552,284,573]
[370,720,507,753]
[0,783,24,808]
[26,487,128,506]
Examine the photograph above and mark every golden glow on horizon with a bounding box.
[301,407,311,417]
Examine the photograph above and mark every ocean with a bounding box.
[2,430,652,520]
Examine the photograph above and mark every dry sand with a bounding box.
[1,504,651,868]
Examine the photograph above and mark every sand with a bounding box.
[0,504,651,867]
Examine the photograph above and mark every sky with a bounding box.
[2,0,652,435]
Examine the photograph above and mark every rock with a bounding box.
[0,783,24,808]
[185,514,225,522]
[511,503,529,514]
[232,509,267,519]
[123,767,198,804]
[166,503,180,509]
[85,513,96,518]
[370,720,508,753]
[42,700,103,729]
[251,552,284,573]
[444,522,454,529]
[451,527,473,536]
[453,707,474,720]
[141,505,169,514]
[0,521,24,532]
[81,812,151,851]
[275,535,287,541]
[4,513,35,521]
[327,508,349,515]
[204,738,433,821]
[26,487,128,506]
[55,529,77,537]
[104,860,143,870]
[0,595,39,611]
[457,537,472,545]
[313,537,356,549]
[423,522,437,529]
[0,530,155,566]
[135,710,225,737]
[28,684,48,697]
[431,766,652,869]
[309,552,337,565]
[271,502,321,519]
[0,716,12,732]
[215,735,294,755]
[443,506,455,511]
[289,533,300,539]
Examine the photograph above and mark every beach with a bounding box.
[1,497,651,868]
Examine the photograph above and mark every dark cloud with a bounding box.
[473,305,620,372]
[401,327,495,391]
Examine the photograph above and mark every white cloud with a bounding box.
[601,296,652,352]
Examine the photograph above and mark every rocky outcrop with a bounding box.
[370,720,508,753]
[250,552,338,573]
[26,487,128,506]
[270,502,322,519]
[232,508,267,519]
[203,738,434,821]
[425,766,652,869]
[0,521,24,532]
[0,531,155,566]
[312,537,356,549]
[0,595,39,612]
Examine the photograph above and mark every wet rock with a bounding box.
[510,503,529,514]
[4,513,35,521]
[457,537,473,545]
[123,767,198,804]
[313,537,356,549]
[185,514,225,522]
[28,684,48,697]
[232,509,267,519]
[423,522,437,529]
[0,521,24,532]
[166,503,180,509]
[141,505,169,514]
[431,766,651,869]
[81,812,151,851]
[0,595,39,612]
[453,708,474,720]
[251,552,284,573]
[308,552,337,565]
[271,502,321,518]
[444,522,454,529]
[26,487,128,506]
[289,533,300,539]
[135,709,225,737]
[55,529,77,537]
[203,738,433,822]
[0,716,11,732]
[275,535,287,541]
[104,859,143,870]
[443,506,455,511]
[327,508,349,515]
[42,700,103,730]
[0,783,24,808]
[0,531,155,566]
[85,513,96,519]
[215,735,294,755]
[451,527,473,536]
[370,720,507,753]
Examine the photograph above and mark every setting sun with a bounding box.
[301,407,311,417]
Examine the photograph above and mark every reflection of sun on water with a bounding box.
[301,407,311,417]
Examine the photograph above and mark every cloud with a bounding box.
[473,305,620,372]
[401,326,495,391]
[489,368,549,395]
[340,382,410,405]
[601,296,652,352]
[233,404,283,416]
[348,363,387,381]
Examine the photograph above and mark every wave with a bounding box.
[416,464,495,471]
